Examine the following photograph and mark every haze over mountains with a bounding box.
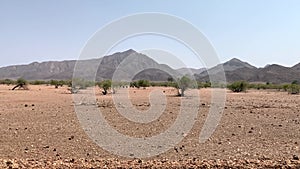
[0,49,299,84]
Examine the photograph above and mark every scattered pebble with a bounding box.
[0,158,298,168]
[68,136,75,140]
[43,145,50,149]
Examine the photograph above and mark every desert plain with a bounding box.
[0,84,300,168]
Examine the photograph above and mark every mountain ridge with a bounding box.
[0,49,180,81]
[0,50,299,83]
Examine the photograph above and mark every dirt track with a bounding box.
[0,85,300,168]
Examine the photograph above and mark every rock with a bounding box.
[68,136,74,140]
[293,155,299,160]
[43,145,50,149]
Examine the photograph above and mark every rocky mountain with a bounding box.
[292,63,300,72]
[133,68,173,81]
[195,59,300,83]
[0,50,299,84]
[0,49,180,81]
[0,60,77,80]
[176,68,206,76]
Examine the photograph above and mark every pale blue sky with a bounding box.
[0,0,299,68]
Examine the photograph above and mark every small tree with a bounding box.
[130,81,140,88]
[137,79,150,89]
[72,78,94,90]
[50,80,63,89]
[203,81,211,88]
[177,76,192,97]
[227,81,248,93]
[50,80,60,88]
[288,81,299,94]
[12,78,28,90]
[99,80,112,95]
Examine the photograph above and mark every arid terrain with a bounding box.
[1,84,300,168]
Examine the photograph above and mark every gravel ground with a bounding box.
[1,158,300,168]
[1,85,300,168]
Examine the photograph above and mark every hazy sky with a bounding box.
[0,0,299,68]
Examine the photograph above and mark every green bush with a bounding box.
[98,80,112,95]
[12,78,29,90]
[17,78,28,86]
[288,84,300,94]
[130,81,139,88]
[0,79,15,85]
[227,81,248,92]
[49,79,65,88]
[71,78,94,89]
[138,80,150,88]
[177,76,193,96]
[30,80,47,85]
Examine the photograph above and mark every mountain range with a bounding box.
[0,49,299,84]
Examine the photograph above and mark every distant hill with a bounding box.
[195,59,300,83]
[0,60,77,80]
[176,68,206,76]
[133,68,173,81]
[0,50,299,83]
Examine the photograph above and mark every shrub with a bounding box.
[282,84,290,92]
[227,81,248,92]
[137,80,150,88]
[0,79,15,85]
[177,76,193,97]
[203,81,211,88]
[72,78,94,89]
[12,78,29,90]
[288,83,300,95]
[30,80,47,85]
[17,78,28,86]
[49,79,65,88]
[130,81,139,88]
[98,80,112,95]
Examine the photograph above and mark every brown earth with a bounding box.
[0,85,300,168]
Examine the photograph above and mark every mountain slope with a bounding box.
[195,59,300,83]
[253,64,300,83]
[1,52,299,83]
[0,49,179,81]
[0,60,77,80]
[195,58,258,82]
[176,68,206,76]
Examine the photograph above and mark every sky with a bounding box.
[0,0,300,69]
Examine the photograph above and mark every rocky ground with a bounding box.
[0,85,300,168]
